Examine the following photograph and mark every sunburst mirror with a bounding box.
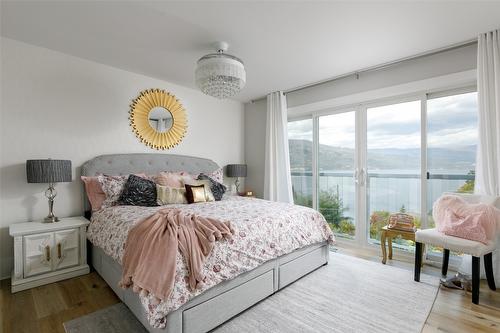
[129,89,188,150]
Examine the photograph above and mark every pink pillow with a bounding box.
[439,209,488,244]
[433,195,499,242]
[154,171,195,187]
[81,176,106,211]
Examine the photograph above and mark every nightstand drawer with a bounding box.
[24,232,54,277]
[54,228,79,270]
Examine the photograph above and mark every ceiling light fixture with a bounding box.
[195,41,246,99]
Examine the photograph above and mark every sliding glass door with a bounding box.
[366,100,421,248]
[318,111,356,239]
[287,87,478,252]
[426,91,478,258]
[288,119,313,207]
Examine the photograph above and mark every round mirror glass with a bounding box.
[148,107,173,133]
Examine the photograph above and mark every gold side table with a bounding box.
[381,226,422,264]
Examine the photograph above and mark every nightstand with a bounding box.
[9,216,90,292]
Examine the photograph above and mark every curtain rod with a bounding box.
[251,38,477,103]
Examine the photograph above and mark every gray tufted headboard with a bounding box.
[81,153,219,213]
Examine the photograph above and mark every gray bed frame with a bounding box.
[82,154,329,333]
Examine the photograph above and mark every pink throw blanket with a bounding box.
[119,208,234,303]
[433,195,499,244]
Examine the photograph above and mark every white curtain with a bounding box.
[475,29,500,196]
[264,91,293,203]
[460,29,500,283]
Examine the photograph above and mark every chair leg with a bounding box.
[442,249,450,277]
[484,252,496,291]
[472,256,480,305]
[414,242,422,282]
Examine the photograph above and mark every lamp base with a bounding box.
[43,215,60,223]
[44,185,59,223]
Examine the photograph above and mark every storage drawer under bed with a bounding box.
[278,245,327,289]
[182,269,275,333]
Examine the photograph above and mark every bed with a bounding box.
[82,153,333,333]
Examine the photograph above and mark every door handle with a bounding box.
[45,245,50,262]
[57,243,62,259]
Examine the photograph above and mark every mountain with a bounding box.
[289,139,476,172]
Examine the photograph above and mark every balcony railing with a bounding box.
[290,170,474,220]
[291,171,474,180]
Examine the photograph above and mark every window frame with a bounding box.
[287,83,478,270]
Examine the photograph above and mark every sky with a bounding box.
[288,91,478,150]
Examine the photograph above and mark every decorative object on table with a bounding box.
[239,190,255,198]
[26,159,72,223]
[226,164,247,194]
[195,41,246,99]
[380,226,420,265]
[129,89,187,150]
[9,216,90,292]
[387,213,416,232]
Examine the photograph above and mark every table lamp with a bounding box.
[226,164,247,194]
[26,159,72,223]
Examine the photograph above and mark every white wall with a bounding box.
[244,99,267,198]
[286,43,477,108]
[244,43,477,202]
[0,38,244,278]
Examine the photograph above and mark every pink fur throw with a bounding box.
[433,195,499,244]
[119,208,234,304]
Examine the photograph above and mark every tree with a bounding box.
[293,186,354,236]
[319,189,348,228]
[457,170,475,193]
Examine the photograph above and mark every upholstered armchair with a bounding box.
[414,193,499,304]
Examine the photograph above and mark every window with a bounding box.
[318,112,356,238]
[287,87,478,255]
[288,119,313,207]
[426,91,478,257]
[366,100,421,246]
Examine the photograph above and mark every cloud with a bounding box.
[288,92,478,150]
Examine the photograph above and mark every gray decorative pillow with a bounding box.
[197,174,226,201]
[118,175,158,207]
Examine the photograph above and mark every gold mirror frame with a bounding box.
[129,89,188,150]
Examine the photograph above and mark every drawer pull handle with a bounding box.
[57,243,62,259]
[45,245,50,262]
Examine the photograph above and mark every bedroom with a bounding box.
[1,1,499,332]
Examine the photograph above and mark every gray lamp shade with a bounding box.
[226,164,247,178]
[26,159,72,183]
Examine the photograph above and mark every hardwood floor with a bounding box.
[1,250,499,333]
[335,246,500,333]
[0,271,120,333]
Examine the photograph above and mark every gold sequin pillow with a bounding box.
[184,180,215,202]
[185,184,208,204]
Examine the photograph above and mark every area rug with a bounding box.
[64,253,439,333]
[63,303,147,333]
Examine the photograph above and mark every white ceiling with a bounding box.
[2,1,500,102]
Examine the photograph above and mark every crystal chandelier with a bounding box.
[195,42,246,99]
